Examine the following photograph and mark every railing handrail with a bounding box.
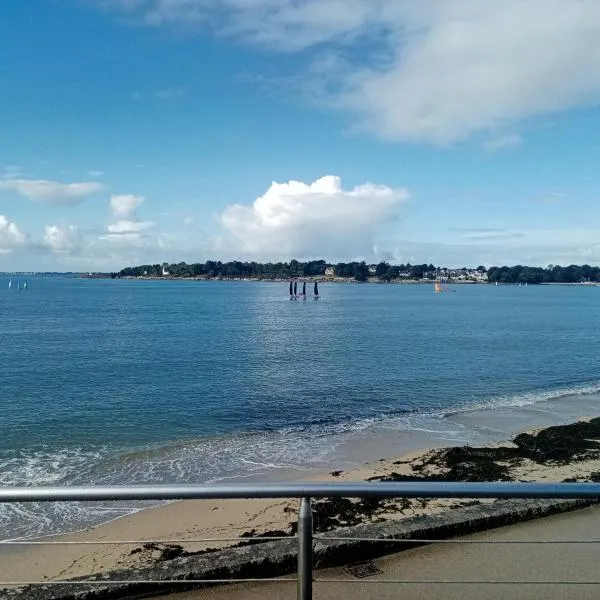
[1,481,600,502]
[3,482,600,599]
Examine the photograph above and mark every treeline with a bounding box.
[118,260,329,279]
[487,264,600,284]
[117,260,442,282]
[117,260,600,284]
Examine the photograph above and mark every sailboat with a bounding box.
[293,281,297,299]
[23,280,28,291]
[8,279,12,290]
[289,281,293,299]
[314,281,319,299]
[17,281,21,291]
[434,281,443,293]
[302,281,306,299]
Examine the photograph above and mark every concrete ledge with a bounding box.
[5,498,596,600]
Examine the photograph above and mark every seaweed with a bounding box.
[513,418,600,464]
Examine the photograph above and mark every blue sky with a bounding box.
[2,0,600,271]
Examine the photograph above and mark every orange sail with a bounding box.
[434,282,443,293]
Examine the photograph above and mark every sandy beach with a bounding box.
[3,417,600,589]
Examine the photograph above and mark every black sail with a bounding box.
[289,281,293,295]
[294,281,297,295]
[302,282,306,295]
[314,281,319,296]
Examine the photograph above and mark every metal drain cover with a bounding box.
[344,561,384,579]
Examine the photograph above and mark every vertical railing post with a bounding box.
[297,496,313,600]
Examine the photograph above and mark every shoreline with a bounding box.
[83,275,600,286]
[4,416,600,589]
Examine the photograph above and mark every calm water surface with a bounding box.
[0,278,599,537]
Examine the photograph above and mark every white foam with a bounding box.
[2,380,600,540]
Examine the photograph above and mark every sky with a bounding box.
[2,0,600,271]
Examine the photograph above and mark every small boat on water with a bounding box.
[314,281,319,299]
[8,279,12,290]
[293,281,297,298]
[302,281,306,299]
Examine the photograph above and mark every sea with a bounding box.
[1,277,599,539]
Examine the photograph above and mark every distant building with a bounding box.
[368,265,377,275]
[325,266,335,276]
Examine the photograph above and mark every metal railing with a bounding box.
[2,481,600,599]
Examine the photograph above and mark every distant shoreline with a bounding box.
[89,275,600,286]
[108,275,483,284]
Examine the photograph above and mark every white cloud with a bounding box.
[108,220,155,234]
[100,0,600,144]
[483,134,523,152]
[220,175,408,258]
[110,194,144,219]
[44,225,82,253]
[0,215,26,252]
[0,178,104,204]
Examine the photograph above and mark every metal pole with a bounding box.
[2,482,600,502]
[297,497,313,600]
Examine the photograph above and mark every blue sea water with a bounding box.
[1,277,600,538]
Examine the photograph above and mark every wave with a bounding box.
[442,379,600,417]
[1,379,599,539]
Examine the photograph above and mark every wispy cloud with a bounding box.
[99,0,600,145]
[535,192,568,204]
[2,165,26,179]
[131,87,188,101]
[88,170,105,177]
[0,178,104,205]
[107,220,155,234]
[154,86,187,100]
[463,231,526,242]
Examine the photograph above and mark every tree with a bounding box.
[375,262,390,278]
[353,261,369,282]
[289,259,300,277]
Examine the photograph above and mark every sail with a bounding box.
[294,281,297,296]
[314,281,319,296]
[289,281,293,295]
[8,280,12,290]
[434,282,443,293]
[302,282,306,295]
